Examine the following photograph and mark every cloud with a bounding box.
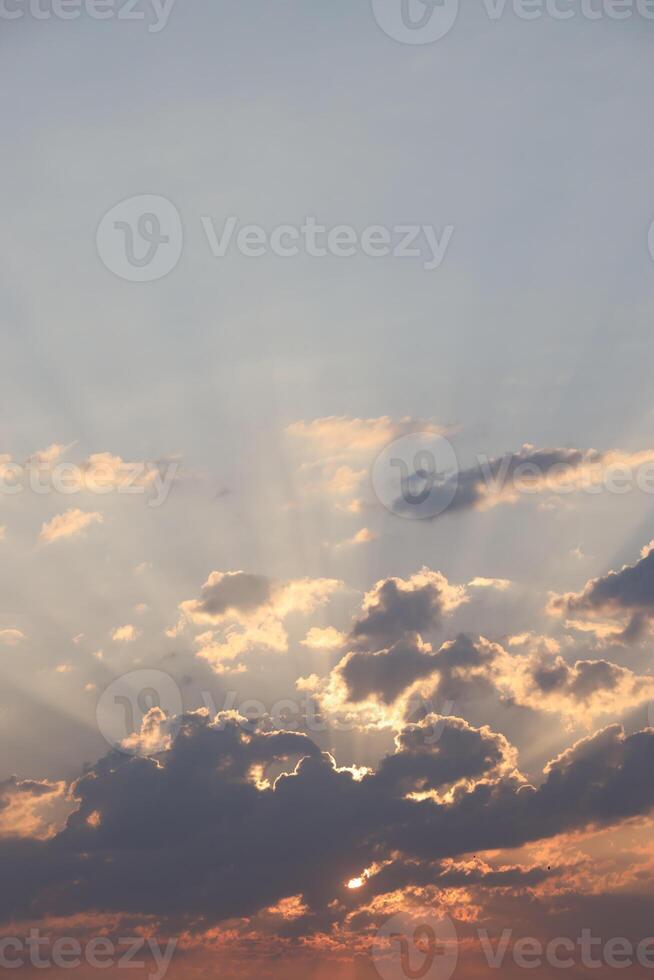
[391,445,654,521]
[286,416,443,457]
[300,571,470,730]
[469,577,512,591]
[0,629,25,646]
[300,627,345,650]
[350,569,468,652]
[39,509,103,544]
[493,650,654,724]
[548,541,654,641]
[194,630,250,674]
[2,714,654,931]
[28,442,75,467]
[0,777,69,840]
[286,415,444,512]
[333,528,378,550]
[374,715,517,796]
[179,571,343,672]
[111,624,140,643]
[181,571,273,623]
[180,571,340,628]
[337,636,439,705]
[319,622,654,732]
[363,856,555,897]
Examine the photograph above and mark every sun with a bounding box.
[346,877,364,889]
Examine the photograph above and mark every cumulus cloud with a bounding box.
[2,713,654,931]
[286,415,444,512]
[111,624,140,643]
[350,569,467,652]
[469,577,512,591]
[300,627,345,650]
[390,445,654,521]
[178,571,343,672]
[375,715,517,797]
[318,620,654,734]
[337,636,438,706]
[286,422,654,526]
[0,777,69,840]
[39,509,103,544]
[549,541,654,641]
[287,416,443,457]
[181,571,273,622]
[194,630,250,674]
[0,628,25,646]
[363,856,555,897]
[333,527,378,550]
[300,571,471,730]
[493,651,654,724]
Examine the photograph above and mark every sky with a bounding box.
[1,1,654,978]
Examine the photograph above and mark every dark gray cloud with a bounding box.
[1,714,653,931]
[552,545,654,614]
[364,859,555,897]
[0,776,56,805]
[393,446,596,519]
[532,657,625,700]
[190,571,272,618]
[375,716,511,795]
[338,633,497,706]
[349,573,456,651]
[550,543,654,641]
[338,637,438,704]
